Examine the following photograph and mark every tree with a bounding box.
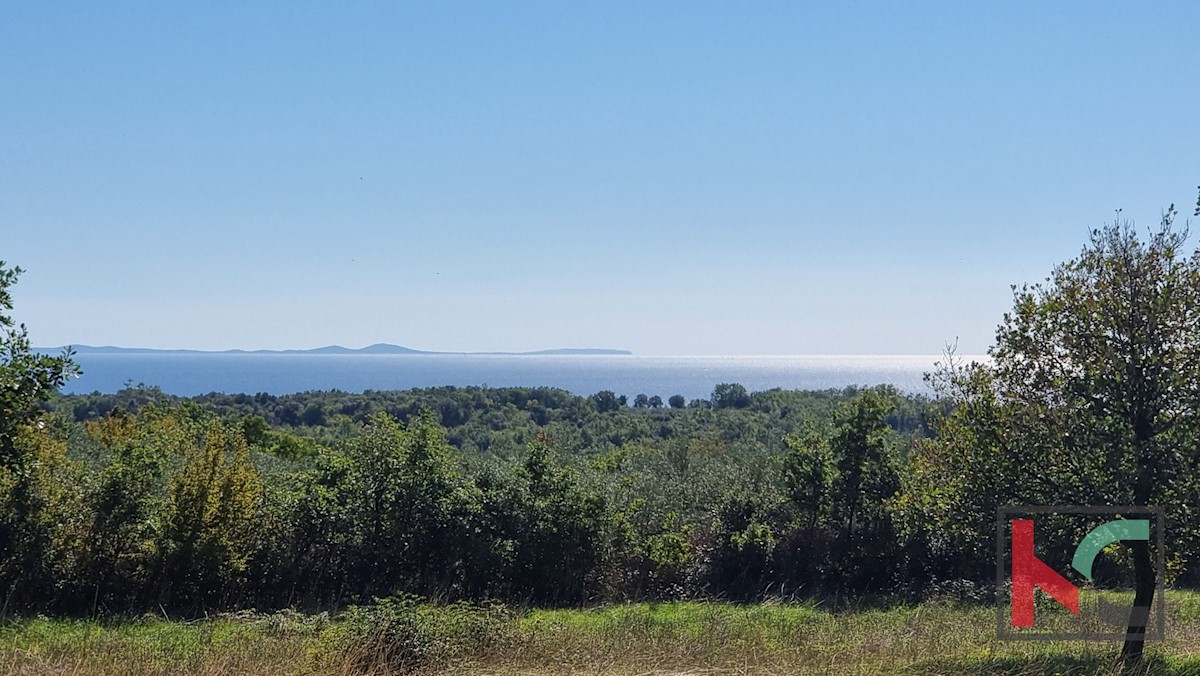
[905,206,1200,667]
[506,433,604,603]
[668,394,686,409]
[0,262,78,464]
[0,262,79,611]
[826,387,899,541]
[79,409,168,611]
[648,395,663,409]
[158,418,264,606]
[590,390,623,413]
[333,411,465,598]
[711,383,750,409]
[460,432,604,603]
[633,394,650,409]
[784,387,900,590]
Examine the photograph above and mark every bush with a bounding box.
[313,594,515,674]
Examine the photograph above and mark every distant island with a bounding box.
[44,343,633,356]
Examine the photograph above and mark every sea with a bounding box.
[57,353,984,401]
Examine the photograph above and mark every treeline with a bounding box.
[0,383,954,615]
[7,375,1200,618]
[56,383,932,457]
[10,365,1200,618]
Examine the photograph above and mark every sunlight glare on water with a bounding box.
[61,353,991,399]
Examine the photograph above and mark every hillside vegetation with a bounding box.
[17,382,934,612]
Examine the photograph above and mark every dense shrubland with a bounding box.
[4,382,938,615]
[9,360,1192,621]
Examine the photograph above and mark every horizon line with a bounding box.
[40,343,991,359]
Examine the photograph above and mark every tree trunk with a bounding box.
[1119,539,1155,669]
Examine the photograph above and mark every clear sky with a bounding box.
[3,2,1198,355]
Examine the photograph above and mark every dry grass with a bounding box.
[4,593,1200,675]
[0,618,306,674]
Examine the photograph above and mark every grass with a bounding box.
[0,614,315,674]
[4,593,1200,674]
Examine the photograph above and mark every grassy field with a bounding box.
[5,594,1200,675]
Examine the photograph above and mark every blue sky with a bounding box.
[3,2,1198,355]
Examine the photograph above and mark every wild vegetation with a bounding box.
[6,204,1200,672]
[19,380,933,612]
[6,593,1200,674]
